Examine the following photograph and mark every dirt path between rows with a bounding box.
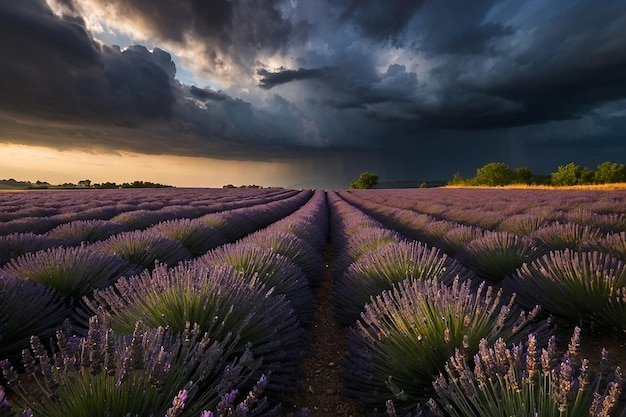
[286,246,360,417]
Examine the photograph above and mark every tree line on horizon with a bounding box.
[0,178,172,189]
[448,161,626,187]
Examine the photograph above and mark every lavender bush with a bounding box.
[268,219,327,252]
[83,263,306,398]
[532,223,602,251]
[148,219,227,257]
[423,327,623,417]
[0,275,70,361]
[2,246,137,298]
[504,250,626,331]
[438,225,485,256]
[46,220,131,245]
[197,243,315,327]
[456,232,544,282]
[110,209,175,230]
[333,241,473,326]
[589,231,626,260]
[242,231,326,287]
[343,277,544,411]
[94,230,192,268]
[0,233,61,267]
[497,214,550,236]
[199,211,258,242]
[1,317,264,417]
[333,227,405,279]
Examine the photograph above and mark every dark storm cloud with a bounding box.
[80,0,307,79]
[0,0,324,160]
[312,0,626,133]
[331,0,426,41]
[2,0,626,181]
[189,86,228,102]
[257,67,333,89]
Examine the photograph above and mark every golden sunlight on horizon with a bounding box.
[0,143,294,188]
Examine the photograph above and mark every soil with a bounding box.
[283,246,360,417]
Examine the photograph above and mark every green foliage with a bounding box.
[349,171,378,189]
[83,263,305,398]
[551,162,593,186]
[447,161,626,187]
[594,161,626,184]
[506,250,626,330]
[474,162,515,186]
[456,232,543,281]
[447,172,466,185]
[344,277,543,410]
[1,318,257,417]
[514,166,534,184]
[423,328,623,417]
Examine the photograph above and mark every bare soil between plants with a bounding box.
[283,246,360,417]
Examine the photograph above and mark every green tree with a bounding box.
[593,161,626,184]
[474,162,515,186]
[514,166,534,184]
[551,162,593,186]
[447,172,466,186]
[350,172,378,189]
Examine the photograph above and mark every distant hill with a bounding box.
[0,179,49,190]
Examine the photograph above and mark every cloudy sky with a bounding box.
[1,0,625,188]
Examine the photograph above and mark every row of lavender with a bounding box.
[327,190,624,416]
[0,189,329,416]
[339,188,626,330]
[0,187,301,263]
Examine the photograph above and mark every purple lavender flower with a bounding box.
[197,243,315,327]
[94,230,192,268]
[147,218,227,257]
[0,385,9,409]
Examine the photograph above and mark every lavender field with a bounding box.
[1,187,626,417]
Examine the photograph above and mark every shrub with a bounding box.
[504,250,626,331]
[456,232,544,282]
[422,328,623,417]
[110,209,174,230]
[343,277,544,411]
[497,214,550,236]
[83,263,306,397]
[438,225,484,256]
[198,211,257,242]
[0,217,64,236]
[197,243,315,327]
[0,233,61,267]
[148,219,227,257]
[243,231,326,287]
[2,246,137,299]
[46,220,131,244]
[333,241,473,326]
[414,220,455,246]
[551,162,593,186]
[1,317,264,417]
[94,230,192,268]
[269,218,327,251]
[350,172,378,189]
[0,275,70,362]
[333,227,405,279]
[590,231,626,260]
[473,162,515,186]
[532,222,601,251]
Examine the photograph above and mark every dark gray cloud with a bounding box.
[257,67,333,89]
[2,0,626,187]
[331,0,426,42]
